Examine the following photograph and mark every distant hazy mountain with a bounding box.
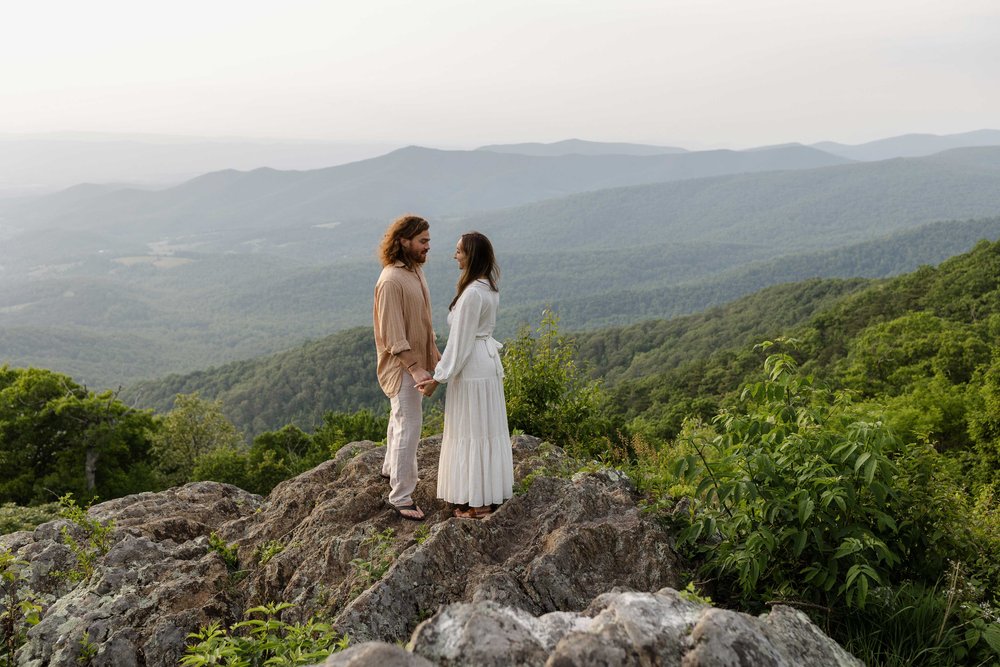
[5,145,1000,389]
[476,138,688,156]
[5,129,996,198]
[455,146,1000,255]
[0,132,401,196]
[0,143,850,245]
[812,129,1000,161]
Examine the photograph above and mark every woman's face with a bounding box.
[454,238,467,270]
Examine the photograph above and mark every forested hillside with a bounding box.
[124,326,391,436]
[604,237,1000,443]
[125,278,865,436]
[4,146,1000,390]
[124,226,1000,436]
[503,215,1000,329]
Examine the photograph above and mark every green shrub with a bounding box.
[51,494,114,584]
[181,602,348,666]
[192,447,252,491]
[254,540,286,566]
[503,310,617,455]
[349,528,395,598]
[0,503,60,536]
[836,570,1000,667]
[312,410,387,459]
[207,532,239,572]
[675,343,909,610]
[1,550,42,667]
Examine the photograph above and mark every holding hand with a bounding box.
[415,378,439,397]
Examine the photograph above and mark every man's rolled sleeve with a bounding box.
[375,281,411,355]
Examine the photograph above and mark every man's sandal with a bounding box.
[391,503,425,521]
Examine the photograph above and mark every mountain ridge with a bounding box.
[812,128,1000,161]
[476,138,689,156]
[0,143,852,239]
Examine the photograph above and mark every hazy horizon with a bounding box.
[3,0,998,151]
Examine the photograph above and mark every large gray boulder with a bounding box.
[406,589,863,666]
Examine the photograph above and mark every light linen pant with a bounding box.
[383,381,423,507]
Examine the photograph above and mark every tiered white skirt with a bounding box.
[436,344,514,506]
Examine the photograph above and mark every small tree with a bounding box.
[152,394,244,488]
[502,310,615,454]
[312,410,387,460]
[0,366,156,504]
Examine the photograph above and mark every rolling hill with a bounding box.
[4,145,1000,389]
[123,222,1000,436]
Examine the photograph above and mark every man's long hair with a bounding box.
[450,231,499,310]
[379,214,429,268]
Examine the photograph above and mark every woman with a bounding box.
[416,232,513,519]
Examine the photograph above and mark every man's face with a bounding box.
[401,231,430,264]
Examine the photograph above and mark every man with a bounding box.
[373,214,441,520]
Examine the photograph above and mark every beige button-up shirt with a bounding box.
[373,262,440,397]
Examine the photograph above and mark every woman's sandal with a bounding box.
[453,505,492,519]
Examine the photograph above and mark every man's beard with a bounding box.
[405,245,426,264]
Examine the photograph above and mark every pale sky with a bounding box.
[2,0,997,149]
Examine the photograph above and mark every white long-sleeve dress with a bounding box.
[433,279,514,506]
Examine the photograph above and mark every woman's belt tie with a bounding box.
[475,334,504,377]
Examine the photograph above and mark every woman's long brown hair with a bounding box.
[449,232,499,310]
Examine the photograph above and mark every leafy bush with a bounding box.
[181,602,348,666]
[502,310,617,454]
[51,494,115,583]
[312,409,387,458]
[192,447,252,491]
[666,342,1000,664]
[675,343,911,610]
[837,571,1000,667]
[0,503,59,537]
[1,550,42,667]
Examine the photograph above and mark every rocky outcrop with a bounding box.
[2,483,263,667]
[1,435,859,666]
[405,589,863,666]
[2,436,678,665]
